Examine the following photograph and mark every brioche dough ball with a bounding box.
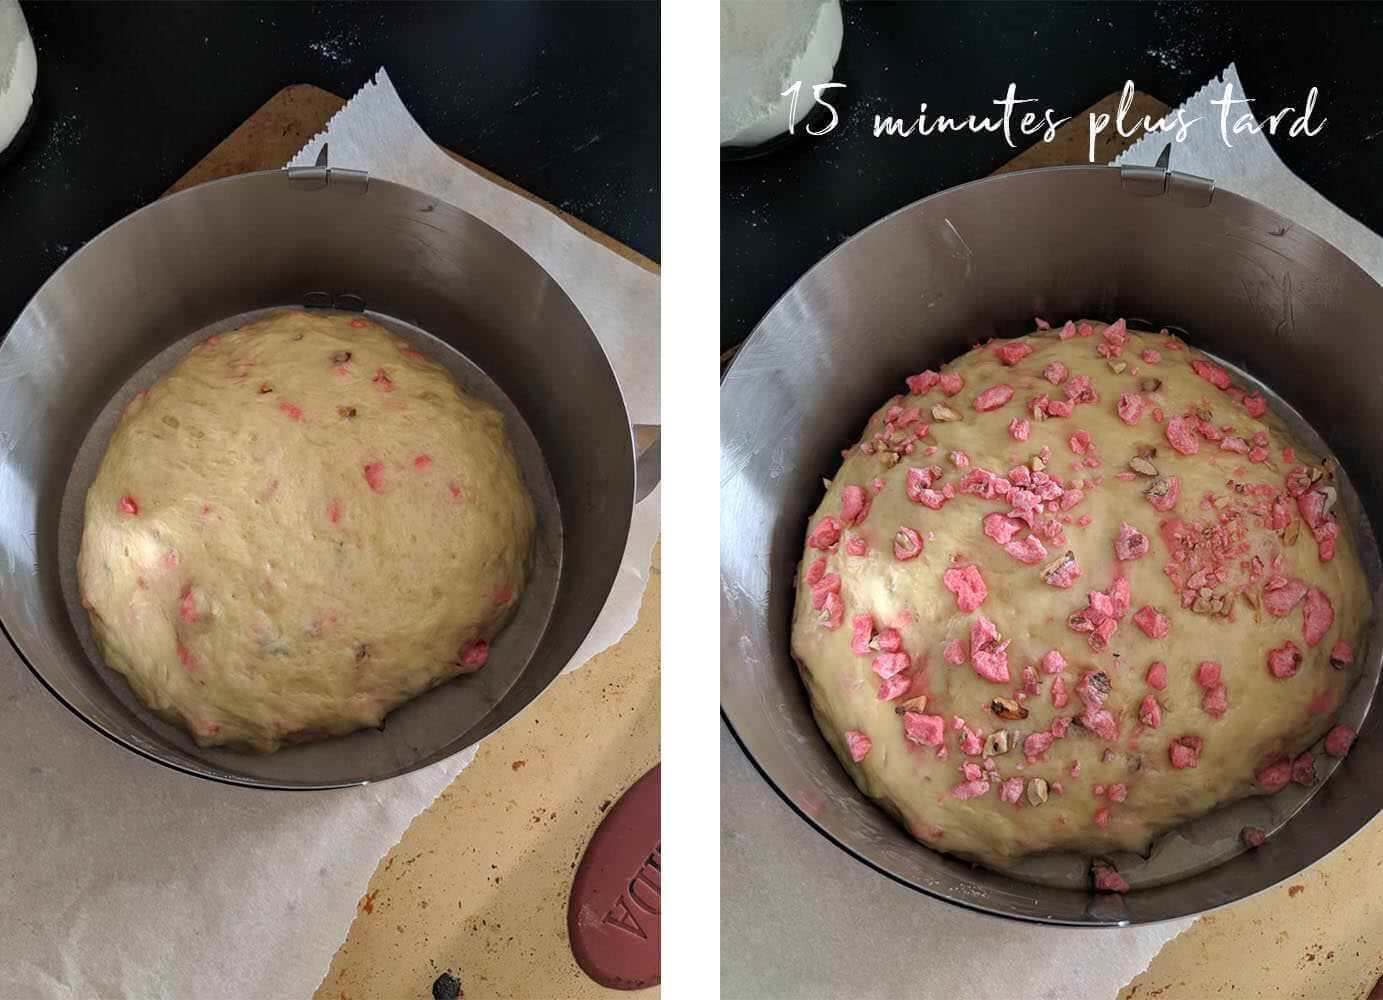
[792,320,1367,870]
[79,310,535,752]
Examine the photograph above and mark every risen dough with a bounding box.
[792,321,1368,870]
[78,311,535,752]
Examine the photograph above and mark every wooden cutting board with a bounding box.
[165,84,658,275]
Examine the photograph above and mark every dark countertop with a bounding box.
[0,1,659,335]
[722,1,1383,351]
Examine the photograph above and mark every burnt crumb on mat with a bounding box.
[431,970,462,1000]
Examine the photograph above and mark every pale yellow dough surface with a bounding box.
[78,311,535,752]
[791,322,1368,869]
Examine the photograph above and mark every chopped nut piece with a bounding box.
[1031,455,1046,472]
[1320,485,1339,516]
[1194,404,1214,422]
[1041,550,1079,586]
[984,731,1012,756]
[895,695,928,715]
[1283,518,1301,545]
[1026,777,1049,806]
[1242,589,1260,609]
[1107,360,1127,374]
[991,697,1029,721]
[931,403,962,422]
[879,451,900,468]
[331,351,352,364]
[1139,377,1162,392]
[1135,443,1159,459]
[1127,456,1158,477]
[1145,478,1173,500]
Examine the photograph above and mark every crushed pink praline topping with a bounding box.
[942,639,967,665]
[1146,661,1168,689]
[969,614,1010,683]
[1262,576,1308,617]
[1190,358,1232,390]
[809,573,840,611]
[872,651,911,679]
[983,512,1024,545]
[974,384,1015,412]
[943,563,988,612]
[1241,827,1267,848]
[1256,757,1292,792]
[807,516,842,551]
[1064,374,1098,404]
[1023,731,1054,761]
[1043,361,1069,385]
[1325,724,1356,757]
[1003,534,1048,565]
[1169,735,1203,769]
[363,462,386,494]
[893,526,923,560]
[1200,684,1229,719]
[1093,865,1129,894]
[1165,415,1200,455]
[460,640,489,669]
[999,777,1025,804]
[938,372,964,396]
[1008,418,1031,441]
[1114,522,1149,561]
[877,674,911,701]
[1291,752,1316,786]
[1138,695,1162,728]
[1267,640,1302,679]
[119,495,140,516]
[1133,606,1170,639]
[845,730,872,762]
[849,615,874,655]
[906,370,940,395]
[995,341,1032,366]
[1117,392,1146,426]
[903,712,946,747]
[951,778,990,800]
[1302,587,1335,647]
[1040,649,1067,674]
[1144,474,1180,512]
[841,484,872,525]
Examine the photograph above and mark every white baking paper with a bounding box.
[1114,63,1383,287]
[0,67,658,999]
[722,728,1190,1000]
[724,64,1383,1000]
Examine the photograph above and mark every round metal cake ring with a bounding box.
[0,169,653,789]
[720,164,1383,925]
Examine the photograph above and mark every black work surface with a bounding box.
[0,1,659,336]
[721,2,1383,352]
